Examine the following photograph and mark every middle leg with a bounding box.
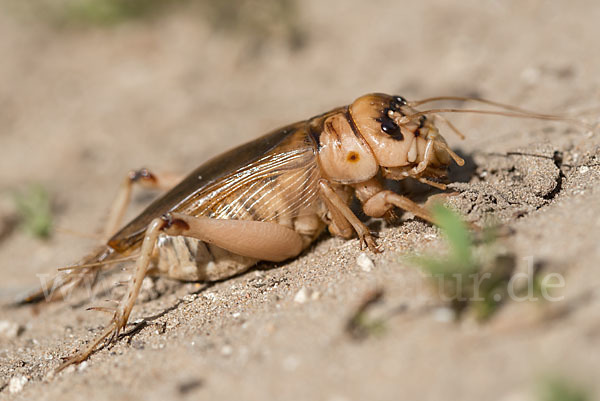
[319,179,379,252]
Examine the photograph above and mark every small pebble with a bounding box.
[202,292,216,302]
[294,287,309,304]
[141,277,154,291]
[183,294,197,302]
[0,320,21,339]
[8,375,28,394]
[221,345,233,356]
[579,166,589,174]
[63,365,76,374]
[356,252,375,272]
[432,307,456,323]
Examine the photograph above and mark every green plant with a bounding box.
[537,376,589,401]
[62,0,182,25]
[13,184,53,239]
[408,203,514,321]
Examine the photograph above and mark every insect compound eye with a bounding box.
[390,95,407,110]
[381,119,399,134]
[376,112,403,140]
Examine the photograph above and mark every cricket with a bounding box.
[18,92,589,373]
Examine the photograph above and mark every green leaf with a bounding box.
[537,376,589,401]
[431,203,474,271]
[13,184,53,239]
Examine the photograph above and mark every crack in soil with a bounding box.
[447,142,565,223]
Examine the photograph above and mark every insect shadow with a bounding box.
[362,148,477,228]
[447,148,477,184]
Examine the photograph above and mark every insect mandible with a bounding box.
[19,92,582,372]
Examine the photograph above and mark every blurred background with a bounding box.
[1,0,599,399]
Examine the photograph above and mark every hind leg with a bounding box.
[104,168,182,239]
[55,218,167,372]
[56,214,304,372]
[18,169,181,305]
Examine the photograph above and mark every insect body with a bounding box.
[24,92,557,372]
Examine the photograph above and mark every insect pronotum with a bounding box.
[19,93,590,372]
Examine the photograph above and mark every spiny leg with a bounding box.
[18,169,175,305]
[319,179,379,252]
[56,214,306,372]
[361,186,479,231]
[362,190,435,224]
[104,168,182,239]
[63,169,181,297]
[24,169,180,305]
[319,189,355,239]
[381,166,448,190]
[56,217,166,372]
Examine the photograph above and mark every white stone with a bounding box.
[202,292,216,301]
[432,307,456,323]
[0,320,20,338]
[141,277,154,291]
[293,287,309,304]
[8,376,28,394]
[78,361,89,372]
[63,365,76,374]
[356,252,375,272]
[221,345,233,356]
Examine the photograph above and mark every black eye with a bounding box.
[376,104,404,140]
[391,95,407,110]
[376,116,403,140]
[381,119,398,134]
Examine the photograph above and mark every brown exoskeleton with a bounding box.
[20,93,586,372]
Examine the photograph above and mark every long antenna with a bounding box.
[407,108,594,131]
[409,96,548,115]
[433,113,466,139]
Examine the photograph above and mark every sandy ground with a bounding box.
[1,0,600,400]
